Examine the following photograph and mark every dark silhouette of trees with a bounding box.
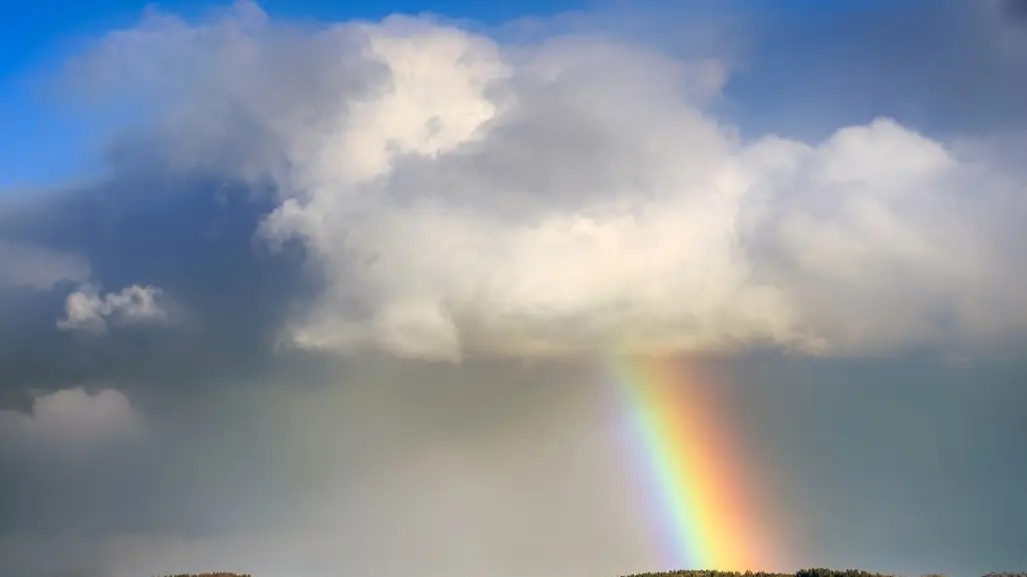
[151,567,1023,577]
[622,570,793,577]
[159,573,252,577]
[620,569,943,577]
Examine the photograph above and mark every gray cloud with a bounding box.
[0,241,89,291]
[0,387,143,457]
[1,358,1024,577]
[0,171,314,391]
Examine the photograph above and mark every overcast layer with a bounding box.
[1,1,1026,576]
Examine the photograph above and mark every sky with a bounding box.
[1,0,590,188]
[1,1,1026,577]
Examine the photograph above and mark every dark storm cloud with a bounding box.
[1000,0,1027,22]
[0,164,331,550]
[0,356,662,577]
[0,173,314,392]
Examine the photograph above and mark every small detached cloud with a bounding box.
[57,284,169,333]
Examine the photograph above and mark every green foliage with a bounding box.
[796,569,897,577]
[621,569,905,577]
[623,571,793,577]
[150,568,974,577]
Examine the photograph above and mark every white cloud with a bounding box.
[67,2,1027,361]
[58,284,169,333]
[0,388,143,454]
[0,241,90,290]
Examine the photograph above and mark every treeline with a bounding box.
[152,569,1018,577]
[621,569,944,577]
[159,573,252,577]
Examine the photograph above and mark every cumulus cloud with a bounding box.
[57,283,169,332]
[54,0,1027,362]
[0,241,90,290]
[0,387,143,454]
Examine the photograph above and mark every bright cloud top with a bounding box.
[65,1,1027,362]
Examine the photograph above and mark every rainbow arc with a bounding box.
[611,355,781,572]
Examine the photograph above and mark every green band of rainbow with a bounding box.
[612,355,778,572]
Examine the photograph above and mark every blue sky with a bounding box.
[0,0,906,190]
[2,0,593,189]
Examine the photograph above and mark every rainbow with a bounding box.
[611,355,778,572]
